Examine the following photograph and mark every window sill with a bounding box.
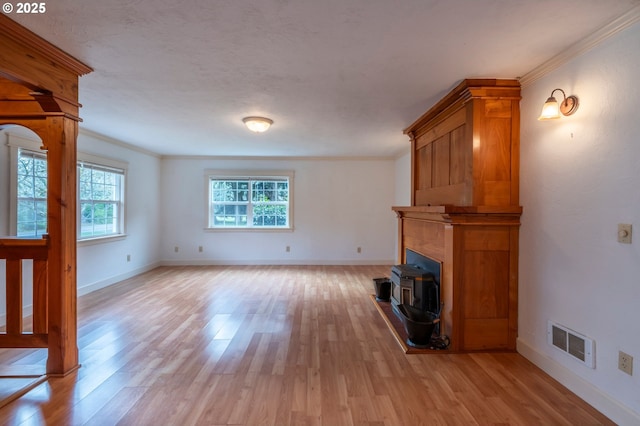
[77,234,127,246]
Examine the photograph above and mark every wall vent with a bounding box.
[547,321,595,368]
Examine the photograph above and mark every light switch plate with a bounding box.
[618,224,632,244]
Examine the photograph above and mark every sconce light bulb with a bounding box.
[538,96,561,120]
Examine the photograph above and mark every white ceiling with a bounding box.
[9,0,640,157]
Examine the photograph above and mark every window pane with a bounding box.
[34,159,47,177]
[209,176,290,229]
[211,203,247,227]
[18,156,33,176]
[79,166,92,182]
[18,200,35,222]
[253,204,287,227]
[92,183,104,200]
[105,183,114,201]
[239,189,249,201]
[277,182,288,201]
[78,165,124,239]
[80,181,92,199]
[212,205,225,226]
[17,222,35,236]
[17,151,47,237]
[81,202,93,221]
[212,187,225,202]
[105,173,116,185]
[93,170,105,184]
[35,177,47,198]
[211,180,251,202]
[17,174,34,197]
[35,201,47,221]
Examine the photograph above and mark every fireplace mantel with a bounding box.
[393,205,522,219]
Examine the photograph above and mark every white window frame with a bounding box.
[8,133,44,237]
[77,152,128,244]
[9,136,48,238]
[205,170,294,231]
[7,133,128,244]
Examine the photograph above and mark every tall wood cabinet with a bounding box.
[393,79,522,351]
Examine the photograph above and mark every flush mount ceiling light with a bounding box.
[538,88,579,120]
[242,116,273,133]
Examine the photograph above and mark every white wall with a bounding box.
[75,130,162,294]
[394,147,411,206]
[518,21,640,423]
[393,146,411,262]
[160,156,397,265]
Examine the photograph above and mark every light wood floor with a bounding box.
[0,265,612,425]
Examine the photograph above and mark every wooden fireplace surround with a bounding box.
[393,79,522,352]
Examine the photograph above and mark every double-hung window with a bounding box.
[7,133,127,241]
[78,156,126,240]
[207,171,293,230]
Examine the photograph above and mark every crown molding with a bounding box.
[162,154,396,162]
[78,128,161,158]
[520,5,640,87]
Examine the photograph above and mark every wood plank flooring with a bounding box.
[0,265,613,425]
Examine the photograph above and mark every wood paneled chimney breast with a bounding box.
[393,79,522,352]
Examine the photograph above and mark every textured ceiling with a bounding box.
[8,0,640,157]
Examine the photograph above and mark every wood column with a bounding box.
[43,116,79,375]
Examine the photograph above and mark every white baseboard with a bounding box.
[77,261,161,296]
[517,337,640,425]
[160,259,394,266]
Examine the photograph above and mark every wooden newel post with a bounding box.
[44,117,79,376]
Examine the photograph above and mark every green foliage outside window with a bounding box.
[210,178,289,228]
[16,152,47,237]
[79,165,121,238]
[16,148,124,239]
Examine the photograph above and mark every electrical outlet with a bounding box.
[618,351,633,375]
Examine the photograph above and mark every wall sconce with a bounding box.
[242,116,273,133]
[538,88,579,120]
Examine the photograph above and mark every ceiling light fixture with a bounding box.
[242,116,273,133]
[538,88,579,120]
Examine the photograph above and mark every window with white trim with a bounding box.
[78,160,125,239]
[7,133,127,241]
[207,171,293,230]
[16,148,48,237]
